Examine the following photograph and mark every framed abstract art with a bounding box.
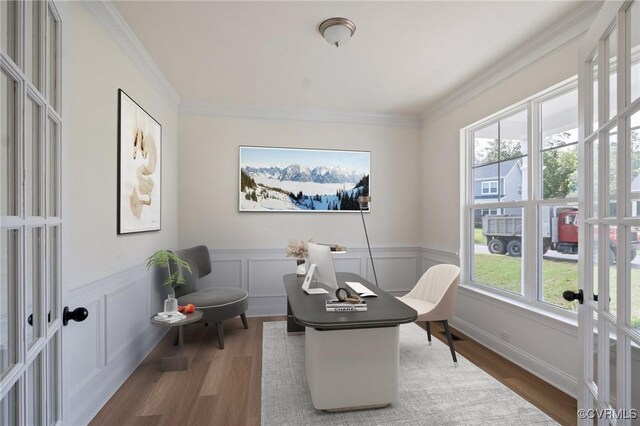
[117,89,162,234]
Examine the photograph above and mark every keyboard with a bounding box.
[345,281,377,297]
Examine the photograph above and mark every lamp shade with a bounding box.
[319,18,356,47]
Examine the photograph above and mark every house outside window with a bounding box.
[462,79,579,314]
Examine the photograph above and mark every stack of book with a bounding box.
[153,311,186,323]
[326,299,367,312]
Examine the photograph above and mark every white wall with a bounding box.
[419,41,580,396]
[178,114,421,249]
[61,3,179,424]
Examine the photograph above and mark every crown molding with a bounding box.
[420,1,602,125]
[179,101,421,128]
[83,1,180,108]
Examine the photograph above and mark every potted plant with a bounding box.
[146,250,192,312]
[286,239,313,276]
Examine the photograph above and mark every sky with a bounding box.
[240,146,370,173]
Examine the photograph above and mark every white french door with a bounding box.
[1,0,63,424]
[578,0,640,424]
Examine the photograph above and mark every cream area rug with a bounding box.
[261,321,558,425]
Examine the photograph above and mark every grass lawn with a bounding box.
[473,253,640,328]
[474,227,485,245]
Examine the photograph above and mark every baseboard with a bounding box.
[451,316,577,398]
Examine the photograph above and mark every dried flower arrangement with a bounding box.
[286,239,314,259]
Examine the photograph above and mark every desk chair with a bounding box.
[171,245,249,349]
[397,264,460,362]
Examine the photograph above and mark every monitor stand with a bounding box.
[302,265,329,295]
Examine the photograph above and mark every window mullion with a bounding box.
[525,101,539,304]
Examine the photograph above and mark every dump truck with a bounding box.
[481,208,638,262]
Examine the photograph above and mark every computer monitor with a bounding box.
[302,243,339,294]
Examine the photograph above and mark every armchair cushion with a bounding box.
[177,287,248,324]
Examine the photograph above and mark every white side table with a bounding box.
[150,310,203,371]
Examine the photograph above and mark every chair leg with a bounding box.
[241,313,249,330]
[442,320,457,363]
[425,321,431,343]
[216,322,224,350]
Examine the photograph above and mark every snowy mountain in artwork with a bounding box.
[240,164,369,212]
[243,165,363,184]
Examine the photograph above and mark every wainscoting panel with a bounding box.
[201,247,425,316]
[65,298,102,400]
[105,279,152,364]
[333,256,362,275]
[248,258,293,298]
[64,265,167,426]
[201,259,243,289]
[365,256,417,294]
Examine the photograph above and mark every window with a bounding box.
[481,180,498,195]
[463,79,578,313]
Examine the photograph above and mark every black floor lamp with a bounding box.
[358,196,379,287]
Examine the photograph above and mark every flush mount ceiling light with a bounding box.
[318,17,356,47]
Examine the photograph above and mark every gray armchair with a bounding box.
[171,245,249,349]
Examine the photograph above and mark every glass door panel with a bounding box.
[0,382,18,425]
[46,6,58,111]
[607,27,618,120]
[26,94,43,217]
[608,128,618,217]
[1,67,18,217]
[46,117,58,218]
[26,353,43,426]
[630,1,639,103]
[0,229,18,378]
[25,0,42,89]
[591,54,599,133]
[0,0,17,63]
[47,226,59,326]
[26,227,43,347]
[631,111,639,217]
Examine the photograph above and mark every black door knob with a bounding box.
[562,289,584,304]
[63,306,89,326]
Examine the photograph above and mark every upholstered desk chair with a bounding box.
[172,245,249,350]
[397,264,460,362]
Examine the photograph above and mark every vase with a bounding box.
[296,259,306,276]
[164,292,178,313]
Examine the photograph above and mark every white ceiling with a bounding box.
[114,1,587,117]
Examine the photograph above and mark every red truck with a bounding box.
[482,209,638,263]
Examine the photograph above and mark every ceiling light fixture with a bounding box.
[318,17,356,47]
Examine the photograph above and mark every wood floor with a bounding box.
[90,317,577,426]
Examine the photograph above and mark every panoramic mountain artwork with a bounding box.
[239,146,370,212]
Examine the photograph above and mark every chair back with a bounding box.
[406,264,460,319]
[172,245,212,298]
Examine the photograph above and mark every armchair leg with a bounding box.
[216,322,224,350]
[442,320,457,363]
[241,313,249,329]
[425,321,431,343]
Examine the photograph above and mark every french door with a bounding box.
[578,0,640,424]
[1,0,63,424]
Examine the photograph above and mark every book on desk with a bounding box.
[326,299,367,312]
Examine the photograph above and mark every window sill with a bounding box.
[458,282,578,337]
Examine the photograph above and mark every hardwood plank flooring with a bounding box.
[90,317,576,426]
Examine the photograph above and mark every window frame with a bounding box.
[461,77,580,319]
